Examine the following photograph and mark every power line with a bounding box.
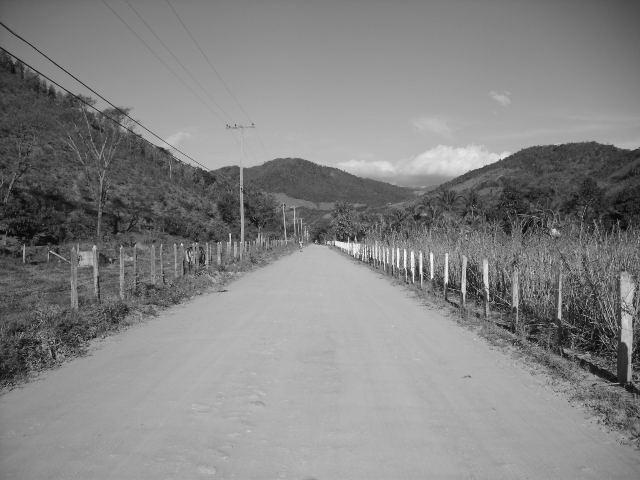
[0,20,208,169]
[164,0,273,161]
[0,46,209,170]
[165,0,252,124]
[123,0,234,123]
[99,0,228,125]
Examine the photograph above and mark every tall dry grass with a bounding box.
[374,222,639,364]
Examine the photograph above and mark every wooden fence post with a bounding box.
[70,247,78,310]
[403,249,408,282]
[150,244,157,284]
[461,255,467,310]
[173,243,178,279]
[92,245,100,302]
[119,245,125,300]
[482,258,490,318]
[444,253,449,300]
[552,270,562,348]
[429,251,434,287]
[233,241,238,261]
[396,248,400,277]
[47,245,51,263]
[410,250,415,284]
[419,251,423,288]
[180,243,185,276]
[193,242,199,268]
[617,271,635,385]
[217,242,221,266]
[133,244,138,292]
[205,242,210,268]
[512,266,520,332]
[159,244,164,284]
[22,244,26,263]
[391,247,395,276]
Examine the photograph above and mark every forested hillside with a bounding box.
[0,51,279,246]
[425,142,640,226]
[228,157,415,205]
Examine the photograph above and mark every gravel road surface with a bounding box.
[2,244,639,479]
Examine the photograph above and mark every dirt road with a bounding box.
[1,245,639,479]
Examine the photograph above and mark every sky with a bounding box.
[1,0,639,187]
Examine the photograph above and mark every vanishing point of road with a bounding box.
[1,245,639,479]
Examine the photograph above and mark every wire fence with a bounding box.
[1,238,290,324]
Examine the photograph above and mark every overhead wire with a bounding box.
[123,0,234,123]
[0,21,210,169]
[164,0,273,161]
[164,0,251,124]
[99,0,228,125]
[0,46,210,170]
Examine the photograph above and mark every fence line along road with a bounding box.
[331,239,636,387]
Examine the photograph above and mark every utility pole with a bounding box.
[282,203,287,242]
[226,122,255,259]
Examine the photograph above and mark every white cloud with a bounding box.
[489,90,511,107]
[338,159,397,177]
[411,116,453,138]
[337,144,510,181]
[408,144,510,177]
[166,131,192,147]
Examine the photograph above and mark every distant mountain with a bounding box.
[212,158,416,207]
[424,142,640,216]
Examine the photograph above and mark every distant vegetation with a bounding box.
[0,51,280,247]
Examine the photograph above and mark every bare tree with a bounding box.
[1,131,34,204]
[66,108,128,243]
[0,128,36,244]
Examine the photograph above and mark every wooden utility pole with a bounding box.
[226,123,255,260]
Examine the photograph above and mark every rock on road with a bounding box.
[1,245,639,479]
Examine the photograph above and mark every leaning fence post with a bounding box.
[150,244,157,284]
[119,245,125,300]
[92,245,100,302]
[444,253,449,300]
[461,255,467,310]
[482,258,490,318]
[617,271,635,385]
[512,266,520,332]
[70,246,78,310]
